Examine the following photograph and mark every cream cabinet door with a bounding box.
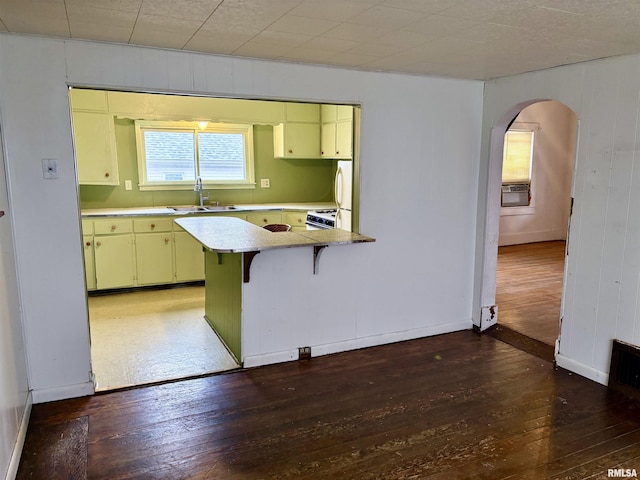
[335,120,353,159]
[174,231,205,282]
[83,235,96,291]
[94,234,135,289]
[135,233,174,286]
[72,111,119,185]
[273,123,321,158]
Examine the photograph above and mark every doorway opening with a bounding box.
[480,100,578,356]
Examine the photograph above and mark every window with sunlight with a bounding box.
[501,129,534,208]
[135,121,255,190]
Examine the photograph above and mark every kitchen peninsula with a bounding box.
[175,216,374,362]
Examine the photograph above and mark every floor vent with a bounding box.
[609,340,640,400]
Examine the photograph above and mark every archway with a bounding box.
[477,99,578,350]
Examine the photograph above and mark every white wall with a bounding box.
[0,114,30,477]
[481,54,640,384]
[499,101,576,246]
[0,34,484,402]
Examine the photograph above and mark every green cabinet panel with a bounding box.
[205,251,242,362]
[246,212,282,227]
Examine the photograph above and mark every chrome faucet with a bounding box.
[194,177,209,206]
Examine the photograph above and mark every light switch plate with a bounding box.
[125,180,132,190]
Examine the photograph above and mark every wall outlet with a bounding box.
[260,178,270,188]
[298,346,311,360]
[125,180,132,191]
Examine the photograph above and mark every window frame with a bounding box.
[501,124,536,215]
[134,120,255,191]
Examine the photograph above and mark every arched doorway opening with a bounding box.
[477,99,578,353]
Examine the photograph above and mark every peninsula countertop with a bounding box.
[175,216,375,253]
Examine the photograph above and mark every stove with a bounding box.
[306,209,337,229]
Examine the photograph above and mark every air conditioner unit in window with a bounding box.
[501,183,530,207]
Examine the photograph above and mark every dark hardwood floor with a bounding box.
[17,330,640,479]
[496,241,566,346]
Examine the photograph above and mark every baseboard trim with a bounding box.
[6,391,32,480]
[242,320,473,368]
[31,381,95,404]
[556,353,609,386]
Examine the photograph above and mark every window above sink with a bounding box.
[135,120,255,191]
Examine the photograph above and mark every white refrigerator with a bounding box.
[335,160,352,231]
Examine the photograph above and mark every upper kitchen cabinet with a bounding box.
[321,105,353,159]
[70,89,120,186]
[273,103,321,159]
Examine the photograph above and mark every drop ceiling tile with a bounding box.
[278,46,337,63]
[402,14,481,37]
[130,28,195,50]
[184,30,253,54]
[378,0,460,14]
[323,22,391,43]
[138,0,222,21]
[66,5,137,29]
[288,0,373,22]
[325,51,381,67]
[233,41,294,59]
[346,42,407,57]
[0,0,68,34]
[251,30,315,47]
[266,14,340,36]
[69,24,133,43]
[303,36,360,52]
[438,0,541,22]
[374,29,432,48]
[65,0,142,14]
[348,5,428,29]
[490,5,584,32]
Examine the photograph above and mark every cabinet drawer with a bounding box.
[133,218,173,233]
[284,212,307,229]
[246,212,282,227]
[94,219,133,235]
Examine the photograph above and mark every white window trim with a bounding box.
[135,120,255,191]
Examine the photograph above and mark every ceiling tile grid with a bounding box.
[1,0,640,80]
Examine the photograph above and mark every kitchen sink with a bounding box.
[169,205,237,212]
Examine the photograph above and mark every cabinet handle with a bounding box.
[111,225,117,231]
[288,149,293,154]
[85,241,91,247]
[263,218,268,223]
[164,237,170,244]
[96,241,102,247]
[151,223,156,230]
[105,172,110,178]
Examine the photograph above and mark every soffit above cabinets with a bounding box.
[2,0,640,80]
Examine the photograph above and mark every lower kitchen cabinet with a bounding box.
[135,232,174,285]
[83,235,96,290]
[283,211,307,231]
[94,234,135,289]
[174,230,205,282]
[246,212,282,227]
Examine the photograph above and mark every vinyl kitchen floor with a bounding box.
[88,285,238,392]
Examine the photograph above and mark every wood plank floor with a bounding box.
[17,331,640,479]
[496,241,566,346]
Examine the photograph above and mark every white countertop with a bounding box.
[175,216,374,253]
[81,202,336,217]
